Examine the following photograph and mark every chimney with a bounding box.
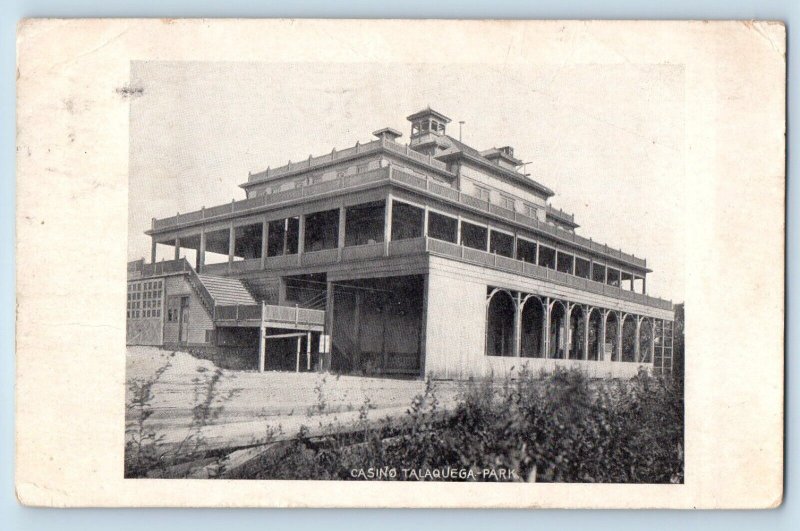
[372,127,403,143]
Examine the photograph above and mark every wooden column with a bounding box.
[383,195,393,256]
[599,311,607,361]
[306,331,312,371]
[543,298,551,359]
[295,336,301,373]
[324,281,335,373]
[514,292,522,357]
[583,308,590,360]
[198,230,206,272]
[616,313,623,362]
[635,317,642,362]
[258,302,266,373]
[423,206,429,237]
[512,233,518,260]
[298,214,305,255]
[150,239,157,263]
[564,302,571,359]
[227,225,235,270]
[338,207,346,248]
[174,237,181,260]
[260,220,268,270]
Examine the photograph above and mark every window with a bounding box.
[538,245,556,269]
[525,203,538,218]
[356,164,368,174]
[516,238,537,263]
[127,279,163,320]
[344,201,385,246]
[489,230,514,258]
[556,252,574,274]
[474,185,490,202]
[391,201,424,241]
[606,268,621,287]
[500,195,515,211]
[427,211,458,243]
[294,178,306,189]
[592,263,606,283]
[575,257,591,279]
[461,221,488,250]
[304,209,339,251]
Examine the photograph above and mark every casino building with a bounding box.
[127,108,675,378]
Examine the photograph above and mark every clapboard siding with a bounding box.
[164,275,215,345]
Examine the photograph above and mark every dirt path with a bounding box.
[126,347,463,451]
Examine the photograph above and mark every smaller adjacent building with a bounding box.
[127,108,675,379]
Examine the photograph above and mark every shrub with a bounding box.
[233,368,683,483]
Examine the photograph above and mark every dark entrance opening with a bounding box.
[330,275,425,377]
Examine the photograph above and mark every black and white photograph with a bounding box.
[124,60,685,482]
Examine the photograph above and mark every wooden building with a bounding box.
[127,108,675,378]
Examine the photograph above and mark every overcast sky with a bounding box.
[129,61,685,301]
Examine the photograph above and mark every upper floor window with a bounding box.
[474,185,490,202]
[500,195,515,211]
[294,178,306,189]
[525,203,537,218]
[356,164,368,174]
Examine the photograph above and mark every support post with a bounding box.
[564,302,571,359]
[635,317,642,362]
[260,219,268,270]
[324,281,335,372]
[298,214,305,255]
[306,331,312,371]
[423,206,429,237]
[643,276,647,295]
[384,194,393,256]
[258,302,266,373]
[295,336,301,373]
[583,308,590,360]
[227,225,235,271]
[514,292,522,357]
[338,206,346,249]
[150,239,157,263]
[616,313,623,362]
[543,298,551,359]
[174,237,181,261]
[599,311,607,361]
[198,230,206,273]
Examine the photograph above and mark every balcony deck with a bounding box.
[214,303,325,331]
[211,237,672,312]
[151,165,646,271]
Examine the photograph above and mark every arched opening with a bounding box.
[486,289,516,357]
[520,297,545,358]
[568,305,585,360]
[638,318,654,363]
[548,300,567,359]
[621,314,638,362]
[587,308,603,361]
[604,311,619,361]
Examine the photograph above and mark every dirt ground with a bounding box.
[126,346,463,451]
